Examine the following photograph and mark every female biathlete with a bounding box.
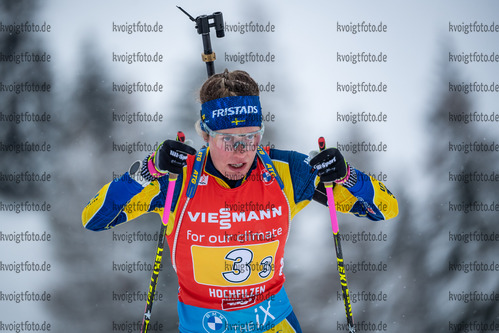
[82,69,398,333]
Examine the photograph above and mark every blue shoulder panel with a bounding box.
[186,147,207,198]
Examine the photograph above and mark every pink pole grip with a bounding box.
[161,131,185,226]
[162,174,177,225]
[325,184,339,234]
[318,137,339,234]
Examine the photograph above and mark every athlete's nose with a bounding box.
[233,141,246,152]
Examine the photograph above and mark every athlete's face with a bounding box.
[207,126,261,181]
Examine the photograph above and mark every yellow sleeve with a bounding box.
[333,175,398,220]
[82,175,162,231]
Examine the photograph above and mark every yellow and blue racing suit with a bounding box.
[82,146,398,332]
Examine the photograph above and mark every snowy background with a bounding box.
[1,0,499,332]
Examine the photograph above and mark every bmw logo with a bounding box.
[202,311,227,333]
[261,169,272,183]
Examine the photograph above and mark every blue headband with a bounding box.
[200,95,262,131]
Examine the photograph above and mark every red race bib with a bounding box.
[168,156,290,311]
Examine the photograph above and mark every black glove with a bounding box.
[154,139,196,175]
[309,147,349,183]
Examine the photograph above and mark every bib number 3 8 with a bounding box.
[191,241,279,287]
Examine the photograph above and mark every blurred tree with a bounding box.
[0,1,53,199]
[43,38,152,331]
[420,42,499,329]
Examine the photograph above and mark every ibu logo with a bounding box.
[202,311,227,333]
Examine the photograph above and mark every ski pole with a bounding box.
[140,131,185,333]
[318,137,356,333]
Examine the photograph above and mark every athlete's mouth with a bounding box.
[228,163,245,169]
